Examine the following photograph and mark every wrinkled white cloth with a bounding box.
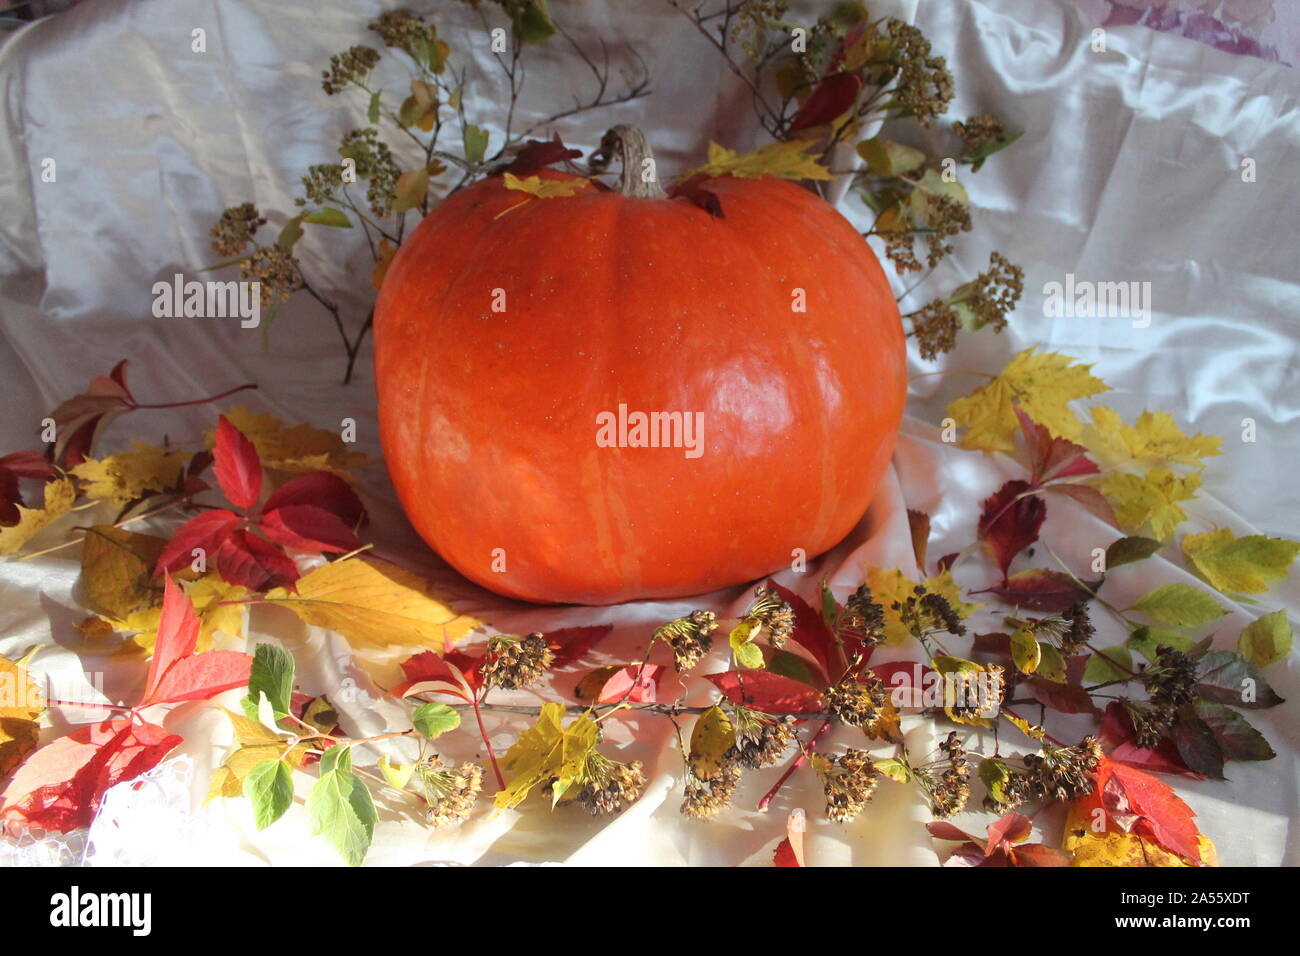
[0,0,1297,866]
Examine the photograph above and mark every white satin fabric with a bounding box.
[0,0,1296,866]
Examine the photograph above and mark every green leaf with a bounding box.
[412,702,461,739]
[511,0,555,44]
[245,759,294,830]
[768,648,818,685]
[1130,583,1225,628]
[1182,529,1300,595]
[734,642,764,669]
[367,90,381,125]
[318,743,351,775]
[463,124,490,165]
[1128,624,1193,661]
[1195,651,1284,709]
[1105,536,1162,570]
[978,756,1012,803]
[1083,646,1132,683]
[276,214,305,251]
[820,581,838,629]
[961,128,1022,172]
[873,757,912,783]
[1237,609,1292,668]
[1036,643,1066,683]
[303,207,352,228]
[1009,628,1040,674]
[308,767,376,867]
[856,137,926,176]
[1172,708,1225,779]
[243,643,294,720]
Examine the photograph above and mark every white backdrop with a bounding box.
[0,0,1297,865]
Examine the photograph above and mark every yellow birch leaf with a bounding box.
[110,574,247,656]
[263,556,480,650]
[946,349,1110,453]
[1101,469,1201,540]
[688,705,735,780]
[1181,528,1300,595]
[685,139,833,181]
[71,442,189,505]
[0,478,76,555]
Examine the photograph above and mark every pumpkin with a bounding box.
[373,126,906,605]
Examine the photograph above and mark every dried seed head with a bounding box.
[657,610,717,672]
[481,632,554,690]
[577,756,646,816]
[818,749,881,823]
[841,585,886,644]
[681,764,742,819]
[210,202,266,257]
[825,671,888,727]
[415,756,483,828]
[239,247,301,307]
[321,45,380,95]
[727,711,794,769]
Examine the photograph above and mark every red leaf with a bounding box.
[215,528,300,592]
[0,450,54,481]
[1024,677,1101,716]
[788,72,862,134]
[1100,701,1195,775]
[979,568,1101,613]
[872,660,935,709]
[766,580,837,683]
[978,480,1046,584]
[1099,757,1204,863]
[703,670,824,715]
[154,509,241,576]
[258,505,363,554]
[261,472,364,528]
[593,664,662,704]
[45,361,136,467]
[213,415,262,510]
[1010,843,1072,866]
[141,574,200,705]
[390,650,472,700]
[1015,406,1099,484]
[500,133,583,176]
[0,471,21,525]
[927,820,976,842]
[146,651,252,705]
[0,719,181,833]
[669,174,724,218]
[546,625,615,668]
[773,837,802,867]
[986,812,1032,853]
[1043,483,1118,526]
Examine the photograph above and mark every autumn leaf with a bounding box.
[703,670,824,715]
[546,625,615,669]
[502,172,589,199]
[788,72,862,133]
[1084,405,1222,471]
[0,478,76,556]
[979,479,1046,584]
[1237,609,1291,668]
[0,450,54,525]
[308,745,376,867]
[138,575,251,707]
[981,568,1100,613]
[1128,583,1225,628]
[684,139,833,182]
[495,702,599,810]
[857,136,926,177]
[1101,468,1201,540]
[499,133,583,176]
[80,526,168,620]
[868,567,980,645]
[214,414,263,510]
[1194,650,1284,708]
[573,664,661,705]
[1181,528,1300,596]
[688,705,735,780]
[71,442,189,505]
[0,652,44,779]
[1064,794,1217,867]
[1105,536,1162,570]
[765,580,837,682]
[44,360,135,467]
[947,349,1110,453]
[263,556,480,650]
[371,239,397,291]
[214,406,367,480]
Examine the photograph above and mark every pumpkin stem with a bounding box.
[597,124,669,200]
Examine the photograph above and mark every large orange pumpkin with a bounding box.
[374,126,906,605]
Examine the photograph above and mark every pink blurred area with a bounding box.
[1073,0,1298,65]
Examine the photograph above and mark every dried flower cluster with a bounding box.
[210,202,266,258]
[368,9,439,53]
[321,45,381,95]
[416,756,484,827]
[298,163,346,208]
[910,252,1025,359]
[885,19,954,127]
[745,585,795,648]
[895,583,967,641]
[1127,644,1198,747]
[839,584,886,645]
[984,738,1103,812]
[682,765,743,819]
[482,632,554,690]
[575,753,647,815]
[954,113,1007,160]
[656,610,718,672]
[816,749,881,822]
[727,709,794,769]
[922,731,971,818]
[825,671,888,727]
[240,247,301,308]
[339,129,400,217]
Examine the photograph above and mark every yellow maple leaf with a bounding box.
[0,651,45,778]
[946,349,1110,453]
[0,478,76,556]
[866,567,981,646]
[1084,405,1222,471]
[1063,801,1218,867]
[263,556,480,650]
[71,442,189,505]
[1181,528,1300,595]
[1101,468,1201,540]
[215,406,367,480]
[494,702,598,810]
[501,172,590,199]
[684,139,833,182]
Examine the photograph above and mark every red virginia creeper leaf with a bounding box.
[986,812,1032,854]
[1011,843,1072,866]
[261,472,364,528]
[1024,677,1101,716]
[141,574,201,705]
[1015,405,1099,484]
[979,568,1102,613]
[258,505,363,554]
[788,72,862,134]
[546,625,615,668]
[500,133,583,176]
[45,360,136,467]
[146,651,252,705]
[978,479,1046,584]
[153,508,240,576]
[215,528,299,592]
[213,415,262,510]
[773,837,801,867]
[767,580,837,683]
[1100,757,1204,863]
[593,664,662,704]
[703,670,824,715]
[390,650,473,701]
